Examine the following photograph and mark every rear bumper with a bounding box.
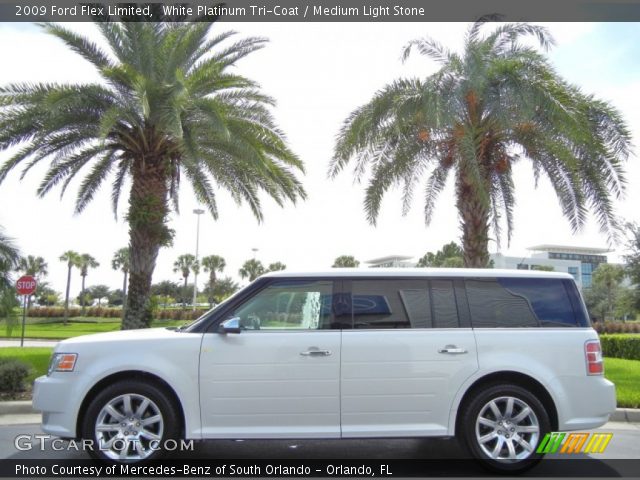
[551,376,616,431]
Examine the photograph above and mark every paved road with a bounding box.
[1,422,639,477]
[0,340,58,348]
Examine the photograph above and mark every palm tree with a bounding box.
[332,255,360,268]
[267,261,286,272]
[201,255,225,307]
[330,20,630,267]
[0,21,306,330]
[59,250,80,324]
[239,259,265,282]
[16,255,48,279]
[77,254,100,315]
[111,247,130,314]
[16,255,49,308]
[0,227,20,287]
[0,227,21,319]
[173,254,197,308]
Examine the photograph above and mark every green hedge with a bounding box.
[593,321,640,334]
[25,306,204,321]
[600,334,640,361]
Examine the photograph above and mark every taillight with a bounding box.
[585,340,604,375]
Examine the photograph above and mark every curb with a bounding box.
[610,408,640,423]
[1,401,638,422]
[0,401,37,415]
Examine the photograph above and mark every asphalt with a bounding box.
[0,339,59,347]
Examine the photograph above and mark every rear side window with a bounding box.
[466,277,578,328]
[351,280,416,329]
[350,279,461,329]
[431,280,459,328]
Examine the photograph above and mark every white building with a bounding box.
[365,245,611,291]
[365,255,415,268]
[491,245,611,290]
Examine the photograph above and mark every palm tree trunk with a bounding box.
[122,159,170,330]
[63,264,72,326]
[208,272,216,308]
[80,274,86,315]
[121,271,128,320]
[456,171,491,268]
[182,276,188,309]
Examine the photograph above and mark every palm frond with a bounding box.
[40,23,114,70]
[75,150,116,213]
[402,37,451,64]
[111,159,129,219]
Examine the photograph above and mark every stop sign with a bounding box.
[16,275,37,295]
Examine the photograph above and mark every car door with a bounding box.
[340,278,479,437]
[199,278,342,438]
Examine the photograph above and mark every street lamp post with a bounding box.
[192,208,205,311]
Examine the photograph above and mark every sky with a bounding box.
[0,21,639,298]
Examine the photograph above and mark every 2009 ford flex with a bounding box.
[33,269,616,472]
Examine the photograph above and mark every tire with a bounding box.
[461,383,551,474]
[81,380,180,463]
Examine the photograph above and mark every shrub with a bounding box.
[593,321,640,334]
[0,358,31,392]
[26,306,125,319]
[27,307,82,318]
[600,334,640,361]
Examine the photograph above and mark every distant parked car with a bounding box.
[33,269,615,472]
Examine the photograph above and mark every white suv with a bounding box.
[33,269,616,472]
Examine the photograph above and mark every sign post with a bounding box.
[16,275,37,347]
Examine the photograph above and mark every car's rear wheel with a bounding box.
[462,383,550,473]
[81,380,179,462]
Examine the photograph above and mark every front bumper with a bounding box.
[32,375,79,438]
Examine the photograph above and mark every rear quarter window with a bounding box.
[466,277,579,328]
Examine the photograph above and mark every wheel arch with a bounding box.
[76,370,186,439]
[453,371,559,435]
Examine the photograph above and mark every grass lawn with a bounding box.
[0,319,186,339]
[0,347,53,383]
[604,357,640,408]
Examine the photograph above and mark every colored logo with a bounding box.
[536,432,613,454]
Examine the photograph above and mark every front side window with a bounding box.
[230,280,334,330]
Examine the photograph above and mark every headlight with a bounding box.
[47,353,78,375]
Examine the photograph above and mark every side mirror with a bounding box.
[218,317,242,334]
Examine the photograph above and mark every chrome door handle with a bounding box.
[438,345,468,354]
[300,349,332,356]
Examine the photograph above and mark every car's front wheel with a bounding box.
[81,380,180,462]
[461,383,550,473]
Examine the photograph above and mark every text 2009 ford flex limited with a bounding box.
[33,268,615,472]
